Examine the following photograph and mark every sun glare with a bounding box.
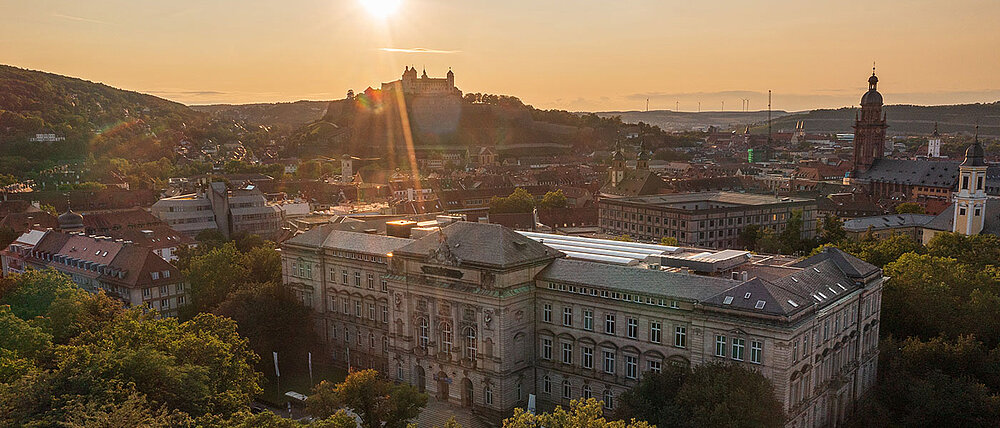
[360,0,402,18]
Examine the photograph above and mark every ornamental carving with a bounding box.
[426,230,460,266]
[483,309,494,330]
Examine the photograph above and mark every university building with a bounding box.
[281,220,882,427]
[598,192,817,248]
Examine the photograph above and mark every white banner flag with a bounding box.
[308,352,313,383]
[272,351,280,378]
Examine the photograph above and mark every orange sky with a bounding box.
[3,0,999,112]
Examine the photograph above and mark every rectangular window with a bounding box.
[650,321,661,343]
[342,298,349,313]
[381,279,388,292]
[562,343,573,364]
[368,303,375,320]
[543,304,552,323]
[582,346,594,369]
[381,305,388,323]
[342,270,348,284]
[732,338,745,361]
[583,309,593,331]
[541,338,552,360]
[367,273,374,289]
[160,285,169,295]
[354,272,361,287]
[674,325,687,348]
[603,350,616,374]
[625,355,638,379]
[627,318,638,339]
[354,301,361,317]
[715,335,727,357]
[563,307,573,326]
[647,359,662,374]
[142,288,150,298]
[751,340,763,364]
[605,314,616,335]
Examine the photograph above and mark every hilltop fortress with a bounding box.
[381,66,462,97]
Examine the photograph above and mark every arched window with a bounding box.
[562,380,572,399]
[418,318,429,349]
[440,322,453,352]
[344,327,350,343]
[396,362,403,380]
[583,384,592,399]
[382,336,389,354]
[542,375,551,394]
[485,385,494,405]
[603,389,614,409]
[369,333,376,348]
[516,380,523,401]
[464,327,477,360]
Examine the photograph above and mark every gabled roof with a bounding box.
[924,199,1000,235]
[854,159,960,188]
[599,170,664,198]
[395,221,560,269]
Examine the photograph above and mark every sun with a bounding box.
[360,0,402,18]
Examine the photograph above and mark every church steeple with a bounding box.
[853,67,888,173]
[954,125,988,235]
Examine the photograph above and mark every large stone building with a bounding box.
[598,192,817,248]
[281,221,882,427]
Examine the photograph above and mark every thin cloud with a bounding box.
[52,13,107,25]
[379,47,460,54]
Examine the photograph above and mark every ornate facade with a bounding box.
[282,221,884,427]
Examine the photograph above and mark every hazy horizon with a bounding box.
[4,0,999,112]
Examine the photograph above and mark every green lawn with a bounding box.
[259,362,347,407]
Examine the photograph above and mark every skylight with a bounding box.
[828,287,838,295]
[787,299,799,308]
[744,292,751,299]
[817,291,827,299]
[791,277,799,283]
[754,300,766,309]
[723,296,734,305]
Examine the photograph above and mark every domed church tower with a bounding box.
[609,141,627,186]
[953,128,988,235]
[853,67,888,173]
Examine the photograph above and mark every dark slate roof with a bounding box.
[703,248,878,317]
[395,221,560,268]
[284,224,413,255]
[854,159,960,188]
[843,213,936,232]
[924,199,1000,235]
[791,247,879,279]
[537,258,737,301]
[599,170,664,197]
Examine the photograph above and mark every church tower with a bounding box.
[953,130,988,235]
[610,141,626,186]
[928,123,942,158]
[853,68,888,173]
[636,140,650,171]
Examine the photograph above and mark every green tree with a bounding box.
[660,236,679,246]
[184,242,251,313]
[538,190,568,209]
[489,188,536,214]
[503,398,652,428]
[819,214,846,243]
[307,369,427,428]
[778,210,806,254]
[675,363,785,428]
[613,234,634,242]
[926,232,1000,269]
[739,224,761,250]
[895,202,925,214]
[616,363,784,428]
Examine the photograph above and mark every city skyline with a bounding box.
[3,0,999,111]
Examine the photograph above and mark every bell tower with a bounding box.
[953,129,988,235]
[610,141,626,186]
[853,67,888,173]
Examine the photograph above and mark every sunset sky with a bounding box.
[3,0,999,112]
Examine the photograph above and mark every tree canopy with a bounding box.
[307,369,427,428]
